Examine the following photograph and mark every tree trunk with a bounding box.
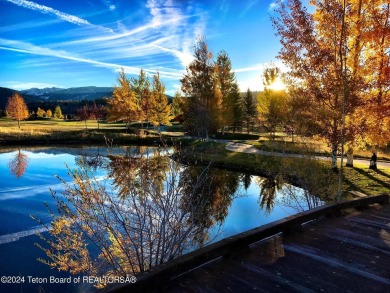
[346,147,353,167]
[331,144,338,169]
[17,120,20,129]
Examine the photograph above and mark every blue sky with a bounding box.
[0,0,288,95]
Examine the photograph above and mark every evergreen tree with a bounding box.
[241,89,258,133]
[181,37,217,139]
[215,50,240,133]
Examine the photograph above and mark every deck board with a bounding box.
[162,204,390,292]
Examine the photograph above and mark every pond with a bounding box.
[0,146,322,292]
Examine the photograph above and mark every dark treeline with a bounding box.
[27,98,107,117]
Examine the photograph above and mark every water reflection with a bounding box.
[257,175,284,215]
[37,148,242,287]
[32,146,326,288]
[75,147,106,171]
[179,166,241,245]
[8,149,29,178]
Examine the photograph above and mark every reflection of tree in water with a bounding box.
[179,166,241,245]
[256,175,284,215]
[36,147,239,287]
[8,149,29,178]
[107,148,169,200]
[75,148,106,171]
[242,173,252,190]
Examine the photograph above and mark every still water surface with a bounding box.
[0,146,320,292]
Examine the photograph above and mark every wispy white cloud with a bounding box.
[0,18,61,33]
[235,61,288,73]
[240,0,258,18]
[0,38,182,78]
[6,0,113,32]
[101,0,116,11]
[269,0,284,12]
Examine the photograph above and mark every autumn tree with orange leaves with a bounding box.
[6,93,29,128]
[272,0,390,170]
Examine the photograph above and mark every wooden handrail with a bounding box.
[108,193,389,292]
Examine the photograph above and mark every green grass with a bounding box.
[182,141,390,199]
[343,164,390,195]
[0,118,173,145]
[248,138,390,161]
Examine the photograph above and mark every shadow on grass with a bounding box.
[343,176,365,194]
[352,167,390,189]
[375,169,390,180]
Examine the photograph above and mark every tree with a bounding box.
[131,69,152,128]
[352,1,390,150]
[171,90,186,118]
[181,37,217,139]
[215,51,241,133]
[46,109,53,118]
[272,0,364,169]
[54,106,63,119]
[36,107,46,117]
[92,102,106,130]
[5,93,29,128]
[230,83,243,133]
[77,104,92,129]
[241,89,258,133]
[149,72,172,133]
[107,69,142,128]
[258,67,287,138]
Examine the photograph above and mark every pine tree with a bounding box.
[241,89,258,133]
[215,50,240,133]
[181,37,217,139]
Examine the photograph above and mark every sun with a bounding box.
[269,78,286,91]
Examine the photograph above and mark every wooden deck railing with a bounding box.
[108,193,389,292]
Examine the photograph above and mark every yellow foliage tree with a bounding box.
[107,68,142,127]
[6,93,29,128]
[149,72,172,133]
[46,109,53,118]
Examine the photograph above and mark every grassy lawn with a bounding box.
[248,136,390,161]
[343,164,390,195]
[0,118,184,145]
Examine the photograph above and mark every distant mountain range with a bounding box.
[20,86,114,101]
[0,86,113,113]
